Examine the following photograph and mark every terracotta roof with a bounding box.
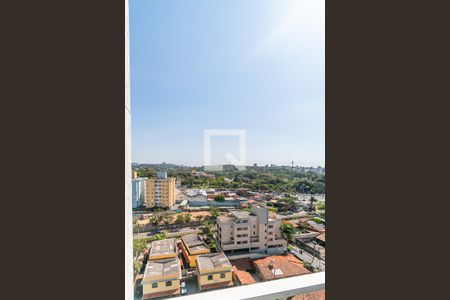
[232,266,256,285]
[231,258,254,271]
[253,254,310,281]
[292,290,325,300]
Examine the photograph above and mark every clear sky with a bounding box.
[130,0,324,167]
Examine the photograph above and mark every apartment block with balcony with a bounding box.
[216,206,286,256]
[145,171,176,209]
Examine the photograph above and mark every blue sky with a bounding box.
[130,0,324,167]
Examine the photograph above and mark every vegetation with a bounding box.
[298,223,308,234]
[208,207,220,220]
[316,202,325,210]
[214,194,225,202]
[280,223,296,242]
[135,165,325,194]
[303,261,314,272]
[175,213,192,224]
[133,260,143,275]
[313,217,325,225]
[274,197,298,213]
[268,207,278,213]
[133,239,147,257]
[162,215,174,228]
[153,232,167,240]
[201,221,216,237]
[208,240,217,252]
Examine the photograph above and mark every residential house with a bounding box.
[141,257,182,299]
[179,234,210,268]
[196,253,234,291]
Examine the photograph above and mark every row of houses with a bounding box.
[140,235,234,299]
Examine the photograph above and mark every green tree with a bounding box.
[209,207,220,220]
[184,213,192,223]
[162,215,174,229]
[153,232,167,240]
[133,239,147,257]
[175,214,186,224]
[133,260,143,275]
[316,202,325,210]
[280,223,296,242]
[149,215,159,226]
[303,261,314,272]
[214,194,225,202]
[208,240,217,252]
[195,215,203,222]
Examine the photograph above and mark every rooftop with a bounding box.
[197,253,232,271]
[143,257,181,279]
[232,266,256,285]
[217,216,235,224]
[230,210,251,219]
[316,233,325,242]
[149,238,176,258]
[182,234,209,253]
[253,254,310,281]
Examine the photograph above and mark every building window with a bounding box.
[220,273,225,278]
[152,282,158,288]
[268,225,273,228]
[165,281,172,287]
[208,275,213,280]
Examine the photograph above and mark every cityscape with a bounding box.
[132,164,325,300]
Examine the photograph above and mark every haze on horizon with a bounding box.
[130,0,325,167]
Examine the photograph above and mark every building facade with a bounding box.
[145,172,176,209]
[141,257,182,299]
[132,177,147,209]
[216,206,286,256]
[196,253,233,291]
[179,234,210,268]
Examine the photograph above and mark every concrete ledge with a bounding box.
[179,272,325,300]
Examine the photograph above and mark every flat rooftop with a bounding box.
[149,238,176,258]
[143,257,181,279]
[197,253,232,271]
[217,216,235,224]
[182,234,209,253]
[230,210,251,219]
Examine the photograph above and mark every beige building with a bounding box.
[141,257,182,299]
[196,253,233,291]
[148,238,178,261]
[216,206,286,256]
[145,172,176,208]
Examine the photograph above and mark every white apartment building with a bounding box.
[132,177,147,209]
[216,206,286,256]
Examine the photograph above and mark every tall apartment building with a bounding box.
[216,206,286,256]
[132,177,147,209]
[145,172,176,209]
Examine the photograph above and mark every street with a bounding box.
[289,244,325,272]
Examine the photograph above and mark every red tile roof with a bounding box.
[253,254,310,281]
[232,266,256,285]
